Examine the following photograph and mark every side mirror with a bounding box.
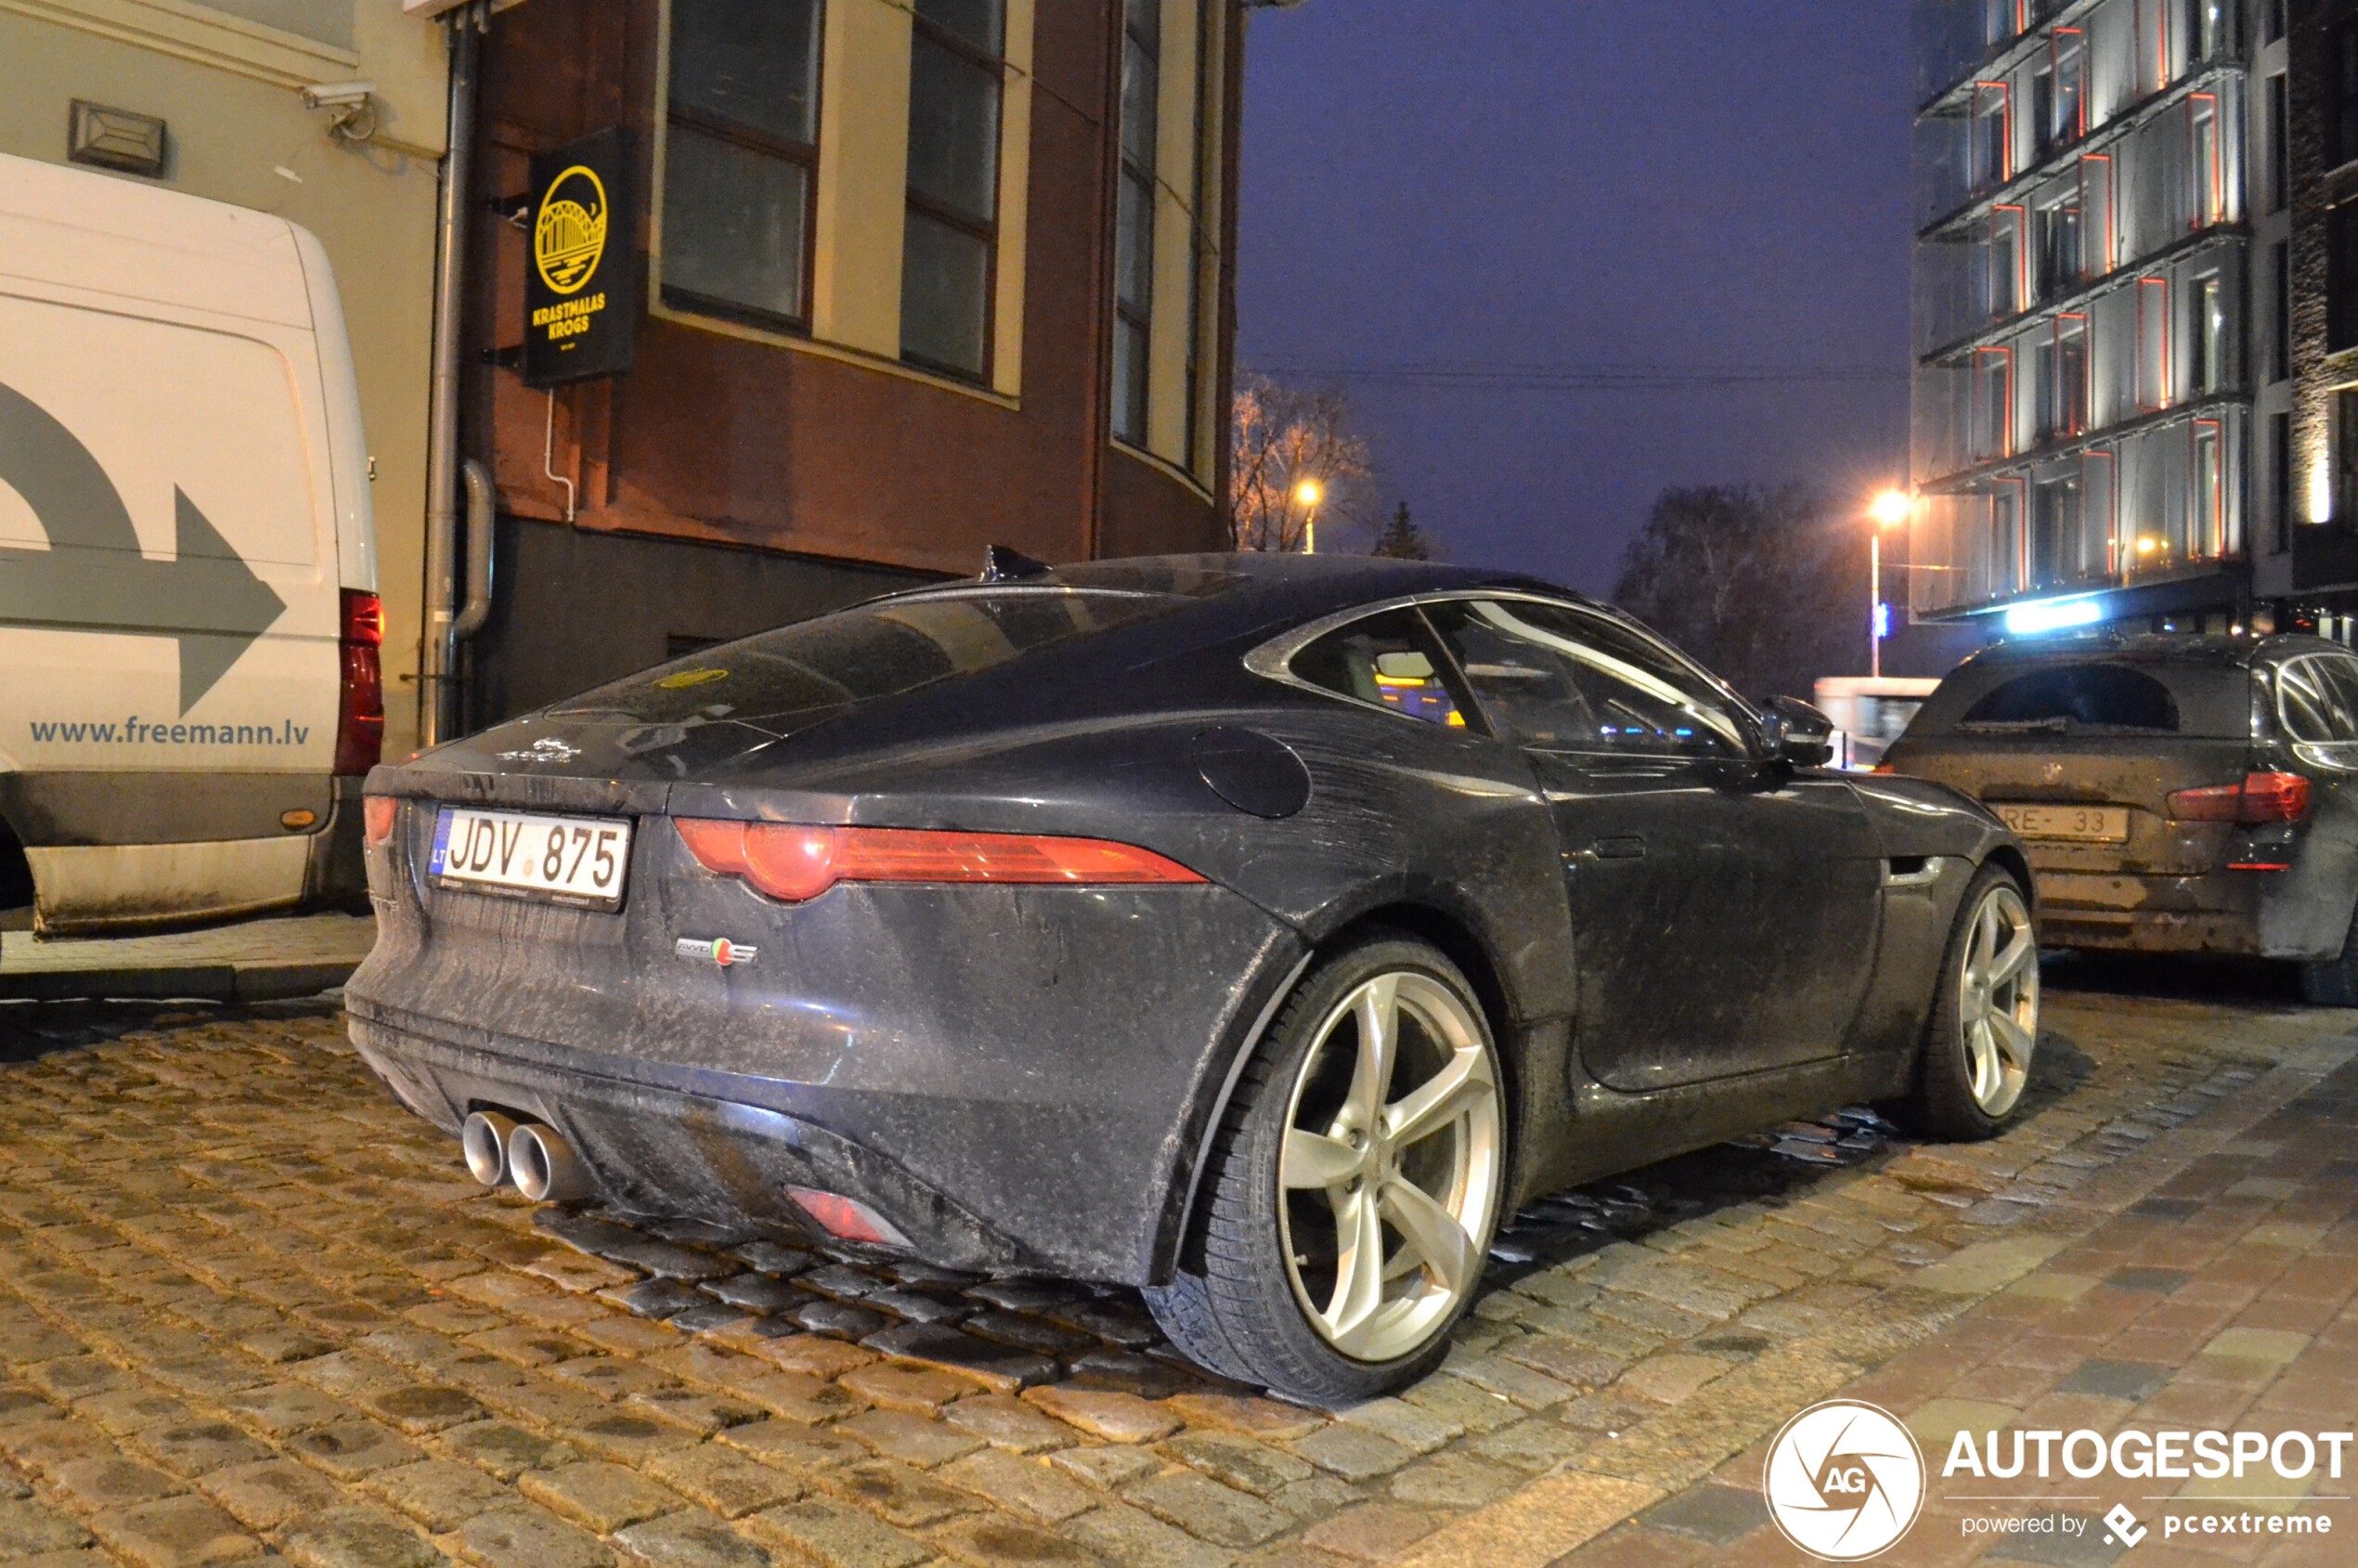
[1759,696,1837,769]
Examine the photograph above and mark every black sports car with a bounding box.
[347,553,2034,1404]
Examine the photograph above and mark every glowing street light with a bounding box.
[1868,489,1911,679]
[1294,478,1325,554]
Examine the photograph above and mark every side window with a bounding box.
[1289,610,1470,730]
[1427,600,1749,758]
[2278,655,2358,743]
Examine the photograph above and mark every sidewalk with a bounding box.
[1482,1028,2358,1568]
[0,911,374,1004]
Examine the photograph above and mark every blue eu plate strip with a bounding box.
[429,810,453,875]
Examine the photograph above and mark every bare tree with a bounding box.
[1611,484,1863,702]
[1229,375,1373,552]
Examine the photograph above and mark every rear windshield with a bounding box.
[1911,658,2255,741]
[551,589,1191,726]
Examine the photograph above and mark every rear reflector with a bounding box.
[2228,862,2293,872]
[363,796,398,847]
[675,820,1205,903]
[335,588,385,777]
[788,1187,910,1247]
[2166,771,2311,825]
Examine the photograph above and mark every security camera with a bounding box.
[300,81,374,110]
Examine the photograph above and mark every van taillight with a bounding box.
[336,588,385,776]
[2167,771,2311,824]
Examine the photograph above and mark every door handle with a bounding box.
[1590,836,1646,861]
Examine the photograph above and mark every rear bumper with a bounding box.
[343,869,1306,1284]
[348,1004,1030,1272]
[2034,863,2350,960]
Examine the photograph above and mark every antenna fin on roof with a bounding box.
[980,545,1054,583]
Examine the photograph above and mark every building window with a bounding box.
[2035,201,2079,299]
[2032,476,2080,588]
[901,0,1005,381]
[1112,0,1159,447]
[2274,240,2291,382]
[2192,421,2223,556]
[2269,74,2288,214]
[2266,0,2286,45]
[2339,392,2358,523]
[2333,206,2358,352]
[1989,208,2022,319]
[2051,32,2084,149]
[1991,486,2023,595]
[2191,274,2225,395]
[2190,95,2222,227]
[2274,410,2293,552]
[1183,0,1214,473]
[2335,23,2358,169]
[661,0,823,333]
[2079,155,2114,275]
[1977,348,2015,460]
[1974,87,2011,191]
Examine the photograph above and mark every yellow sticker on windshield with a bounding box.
[655,668,729,690]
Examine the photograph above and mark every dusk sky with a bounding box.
[1233,1,1917,596]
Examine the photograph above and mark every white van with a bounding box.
[0,152,381,937]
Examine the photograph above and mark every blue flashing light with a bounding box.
[2003,596,2105,636]
[1872,602,1893,641]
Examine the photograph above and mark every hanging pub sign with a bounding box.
[523,127,637,387]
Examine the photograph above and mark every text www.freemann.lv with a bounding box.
[29,718,311,745]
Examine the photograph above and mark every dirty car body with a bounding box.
[345,555,2022,1294]
[1883,634,2358,963]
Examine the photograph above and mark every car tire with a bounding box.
[1144,934,1508,1406]
[1898,863,2041,1142]
[2298,904,2358,1006]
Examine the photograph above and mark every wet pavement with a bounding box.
[0,965,2349,1567]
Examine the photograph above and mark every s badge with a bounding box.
[677,937,757,968]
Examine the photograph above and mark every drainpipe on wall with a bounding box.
[418,1,485,749]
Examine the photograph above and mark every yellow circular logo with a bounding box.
[534,164,607,295]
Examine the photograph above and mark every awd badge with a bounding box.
[677,937,757,968]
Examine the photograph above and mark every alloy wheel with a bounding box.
[1959,882,2038,1118]
[1276,971,1503,1363]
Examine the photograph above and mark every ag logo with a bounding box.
[1764,1400,1925,1561]
[534,163,608,295]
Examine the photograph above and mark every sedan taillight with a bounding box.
[674,820,1205,904]
[363,795,398,847]
[2167,771,2312,825]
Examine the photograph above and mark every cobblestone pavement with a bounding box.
[0,971,2349,1568]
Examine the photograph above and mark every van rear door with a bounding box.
[0,162,353,932]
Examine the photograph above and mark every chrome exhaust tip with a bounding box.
[507,1121,594,1203]
[460,1110,518,1186]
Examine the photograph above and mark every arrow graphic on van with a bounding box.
[0,378,285,713]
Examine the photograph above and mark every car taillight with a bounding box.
[364,796,398,847]
[2166,771,2311,825]
[675,820,1206,903]
[335,588,385,776]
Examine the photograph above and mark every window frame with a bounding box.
[1110,0,1160,448]
[656,0,827,338]
[900,0,1007,383]
[1246,590,1765,758]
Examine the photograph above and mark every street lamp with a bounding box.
[1868,489,1911,679]
[1294,478,1325,554]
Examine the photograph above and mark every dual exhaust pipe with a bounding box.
[461,1110,593,1202]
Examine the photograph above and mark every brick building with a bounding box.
[427,0,1243,732]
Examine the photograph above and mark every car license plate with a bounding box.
[1992,803,2130,843]
[430,808,631,909]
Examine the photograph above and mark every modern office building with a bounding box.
[1910,0,2272,635]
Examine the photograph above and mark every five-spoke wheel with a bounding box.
[1144,934,1505,1405]
[1901,864,2041,1140]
